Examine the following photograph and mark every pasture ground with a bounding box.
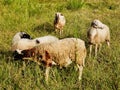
[0,0,120,90]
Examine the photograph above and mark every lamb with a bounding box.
[54,12,66,35]
[87,19,110,57]
[21,38,87,82]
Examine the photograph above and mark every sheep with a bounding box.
[12,35,58,51]
[13,35,59,60]
[87,19,110,57]
[21,38,87,82]
[54,12,66,35]
[12,39,40,52]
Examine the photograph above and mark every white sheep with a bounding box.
[12,35,59,60]
[12,39,40,52]
[21,38,86,82]
[87,19,110,57]
[54,12,66,35]
[12,35,58,51]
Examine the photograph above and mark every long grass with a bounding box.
[67,0,85,10]
[0,0,120,90]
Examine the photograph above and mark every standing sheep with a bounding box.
[21,38,87,82]
[54,12,66,35]
[87,19,110,57]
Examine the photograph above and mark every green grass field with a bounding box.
[0,0,120,90]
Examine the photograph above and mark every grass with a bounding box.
[0,0,120,90]
[67,0,85,10]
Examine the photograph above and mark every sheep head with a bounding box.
[91,19,104,29]
[20,32,32,39]
[54,12,65,26]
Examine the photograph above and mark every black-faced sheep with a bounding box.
[54,12,66,35]
[21,38,87,82]
[87,19,110,57]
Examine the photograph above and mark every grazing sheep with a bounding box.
[87,19,110,57]
[21,38,87,82]
[54,12,66,35]
[12,39,40,52]
[12,35,58,51]
[13,35,59,60]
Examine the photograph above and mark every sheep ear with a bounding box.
[45,50,51,60]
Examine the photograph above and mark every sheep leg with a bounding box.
[45,66,50,83]
[23,57,40,65]
[77,64,83,81]
[82,57,85,67]
[98,44,102,52]
[64,58,72,67]
[89,45,92,57]
[107,41,110,48]
[95,44,98,57]
[60,29,62,36]
[55,28,57,33]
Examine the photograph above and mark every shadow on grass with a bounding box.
[0,50,42,68]
[0,50,13,62]
[33,22,54,34]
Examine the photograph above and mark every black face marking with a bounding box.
[91,22,96,26]
[21,34,31,39]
